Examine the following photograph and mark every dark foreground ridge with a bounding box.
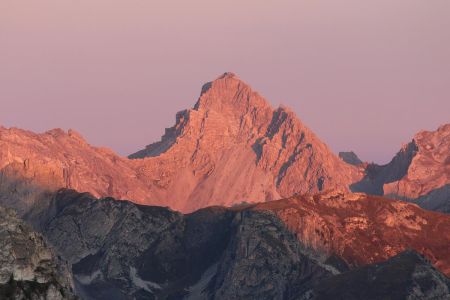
[15,189,450,299]
[306,250,450,300]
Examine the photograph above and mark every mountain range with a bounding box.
[1,73,448,214]
[0,73,449,299]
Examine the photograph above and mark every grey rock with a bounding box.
[0,206,76,300]
[299,250,450,300]
[7,189,450,299]
[34,190,333,299]
[339,151,363,165]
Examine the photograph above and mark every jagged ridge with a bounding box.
[0,73,361,213]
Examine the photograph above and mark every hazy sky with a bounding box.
[1,0,449,163]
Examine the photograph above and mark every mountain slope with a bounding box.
[302,250,450,300]
[129,72,361,211]
[0,73,360,213]
[250,191,450,276]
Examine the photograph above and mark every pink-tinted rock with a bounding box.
[249,191,450,276]
[383,124,450,199]
[0,73,361,213]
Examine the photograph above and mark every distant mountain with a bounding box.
[0,73,447,214]
[0,206,76,299]
[129,72,361,211]
[0,73,360,213]
[0,126,153,215]
[1,73,449,299]
[21,189,450,299]
[339,151,363,165]
[352,124,450,213]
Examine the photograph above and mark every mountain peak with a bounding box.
[339,151,363,165]
[195,72,272,115]
[218,71,238,79]
[128,74,361,210]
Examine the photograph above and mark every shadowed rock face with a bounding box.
[0,206,76,300]
[409,184,450,214]
[0,73,360,214]
[339,151,363,166]
[30,190,333,300]
[300,250,450,300]
[19,189,450,299]
[352,124,450,213]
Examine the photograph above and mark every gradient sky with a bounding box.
[1,0,449,163]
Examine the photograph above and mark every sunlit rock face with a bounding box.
[0,74,447,214]
[0,73,360,214]
[129,72,361,211]
[352,124,450,213]
[250,191,450,277]
[0,206,76,300]
[0,126,152,215]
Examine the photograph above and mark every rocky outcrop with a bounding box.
[0,206,76,300]
[339,151,363,165]
[300,250,450,300]
[352,124,450,213]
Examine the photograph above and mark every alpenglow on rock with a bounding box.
[129,72,361,211]
[0,73,361,213]
[352,124,450,213]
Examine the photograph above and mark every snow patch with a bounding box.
[129,267,162,292]
[75,270,102,285]
[186,263,218,299]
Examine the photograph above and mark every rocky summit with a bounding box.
[129,73,361,211]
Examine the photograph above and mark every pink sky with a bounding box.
[1,0,449,163]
